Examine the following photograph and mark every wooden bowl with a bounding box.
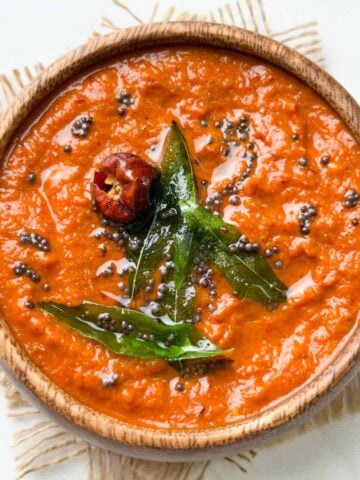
[0,22,359,461]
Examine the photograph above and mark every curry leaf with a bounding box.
[184,204,286,303]
[173,219,193,290]
[201,232,286,303]
[182,203,239,245]
[173,224,197,322]
[160,121,197,205]
[131,123,197,310]
[39,301,227,361]
[175,133,286,303]
[130,207,174,297]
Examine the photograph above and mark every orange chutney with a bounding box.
[0,47,359,430]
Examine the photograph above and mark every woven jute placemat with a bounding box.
[0,1,358,479]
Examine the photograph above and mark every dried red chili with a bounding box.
[93,153,160,224]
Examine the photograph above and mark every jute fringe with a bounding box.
[0,1,356,479]
[99,0,325,65]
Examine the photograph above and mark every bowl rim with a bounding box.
[0,21,359,452]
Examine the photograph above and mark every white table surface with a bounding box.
[0,1,359,479]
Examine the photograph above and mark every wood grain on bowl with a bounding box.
[0,23,359,460]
